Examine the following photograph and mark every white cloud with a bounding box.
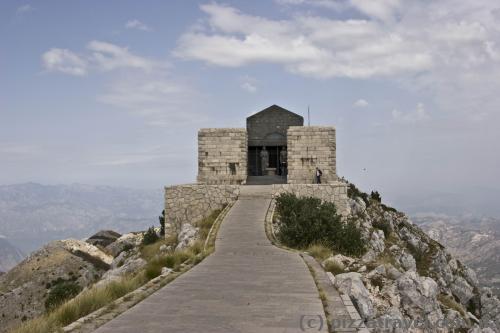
[17,4,34,13]
[98,75,203,126]
[392,103,430,124]
[240,76,258,93]
[353,99,369,108]
[87,40,163,72]
[275,0,348,11]
[175,3,432,79]
[125,19,152,31]
[176,1,500,122]
[42,48,88,76]
[42,41,166,76]
[241,82,257,93]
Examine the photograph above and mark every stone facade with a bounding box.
[164,184,240,232]
[247,105,303,147]
[287,126,337,184]
[272,183,350,216]
[197,128,247,185]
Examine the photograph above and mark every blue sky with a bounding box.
[1,0,500,213]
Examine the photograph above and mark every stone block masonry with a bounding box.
[287,126,337,184]
[272,183,350,217]
[197,128,247,185]
[164,184,240,233]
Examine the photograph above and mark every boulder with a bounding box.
[96,256,146,287]
[161,267,173,275]
[389,245,416,272]
[450,275,475,305]
[480,288,500,332]
[399,252,416,272]
[106,232,143,257]
[159,244,172,253]
[86,230,121,248]
[396,271,443,324]
[322,254,355,271]
[445,309,467,328]
[335,272,374,320]
[175,224,198,251]
[361,230,385,262]
[386,264,403,280]
[59,239,113,266]
[372,307,405,333]
[349,197,366,215]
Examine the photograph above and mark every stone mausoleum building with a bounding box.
[165,105,349,233]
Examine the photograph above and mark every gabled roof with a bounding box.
[247,104,303,120]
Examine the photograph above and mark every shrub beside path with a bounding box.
[93,185,327,333]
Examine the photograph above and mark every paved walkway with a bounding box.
[93,185,327,333]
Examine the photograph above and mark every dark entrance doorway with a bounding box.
[248,146,287,176]
[246,105,303,184]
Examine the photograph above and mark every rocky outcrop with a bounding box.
[334,272,374,319]
[480,288,500,331]
[106,232,143,257]
[0,240,110,333]
[86,230,121,248]
[175,223,198,251]
[321,183,500,332]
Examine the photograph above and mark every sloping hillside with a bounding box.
[0,239,112,332]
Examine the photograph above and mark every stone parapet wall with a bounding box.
[287,126,337,184]
[197,128,247,185]
[164,184,240,233]
[272,183,350,216]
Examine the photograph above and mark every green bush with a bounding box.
[347,183,369,205]
[159,210,166,237]
[372,217,392,238]
[370,191,382,202]
[275,193,366,256]
[142,226,159,245]
[45,281,82,311]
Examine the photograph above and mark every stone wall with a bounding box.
[287,126,337,184]
[197,128,247,185]
[272,183,350,216]
[164,184,240,233]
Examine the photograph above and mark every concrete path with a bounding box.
[93,185,327,333]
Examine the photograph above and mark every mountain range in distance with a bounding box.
[0,182,163,257]
[414,213,500,296]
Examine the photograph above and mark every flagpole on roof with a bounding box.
[307,105,310,126]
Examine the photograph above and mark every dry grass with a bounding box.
[323,261,345,275]
[10,275,146,333]
[438,294,467,317]
[196,208,223,241]
[140,232,178,262]
[306,243,332,261]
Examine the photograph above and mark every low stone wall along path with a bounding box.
[93,185,327,333]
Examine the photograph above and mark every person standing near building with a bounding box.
[315,167,323,184]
